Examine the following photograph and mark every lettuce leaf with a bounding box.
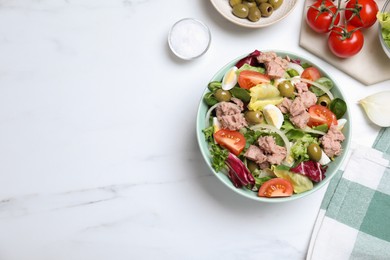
[378,12,390,47]
[209,143,228,172]
[290,134,319,162]
[236,63,265,74]
[378,12,390,29]
[248,84,283,111]
[273,165,313,194]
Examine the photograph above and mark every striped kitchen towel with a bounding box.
[307,128,390,260]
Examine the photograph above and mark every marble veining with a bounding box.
[0,0,387,259]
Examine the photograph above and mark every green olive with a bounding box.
[232,4,249,18]
[255,0,268,4]
[278,81,295,98]
[317,95,331,107]
[245,110,264,125]
[214,89,232,102]
[259,3,273,17]
[268,0,283,10]
[229,0,242,7]
[248,6,261,22]
[243,1,257,9]
[307,143,322,162]
[247,160,259,173]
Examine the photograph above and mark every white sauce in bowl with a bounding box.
[168,18,211,60]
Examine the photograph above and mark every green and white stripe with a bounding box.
[307,128,390,260]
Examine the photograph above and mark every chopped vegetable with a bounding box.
[312,77,334,96]
[214,129,246,156]
[235,49,261,68]
[378,12,390,49]
[226,153,255,187]
[290,161,327,183]
[307,105,338,128]
[273,165,313,194]
[209,143,229,172]
[329,98,347,119]
[258,178,293,197]
[238,70,270,89]
[248,84,283,111]
[290,134,318,163]
[236,63,265,74]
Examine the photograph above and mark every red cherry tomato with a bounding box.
[307,105,338,128]
[301,67,321,82]
[258,178,293,198]
[328,25,364,58]
[214,129,246,156]
[306,0,340,33]
[345,0,379,29]
[237,70,270,90]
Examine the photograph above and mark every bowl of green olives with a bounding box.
[210,0,298,28]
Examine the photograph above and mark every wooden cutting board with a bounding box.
[299,0,390,85]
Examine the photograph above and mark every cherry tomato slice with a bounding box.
[237,70,270,90]
[301,67,321,82]
[258,178,293,198]
[214,129,246,156]
[307,105,338,128]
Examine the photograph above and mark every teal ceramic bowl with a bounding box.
[379,0,390,59]
[196,50,351,203]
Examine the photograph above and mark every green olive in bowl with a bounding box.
[259,3,273,17]
[269,0,284,10]
[232,4,250,18]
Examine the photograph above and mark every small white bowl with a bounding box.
[168,18,211,60]
[210,0,298,28]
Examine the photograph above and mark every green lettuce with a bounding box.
[290,134,319,163]
[236,63,265,74]
[273,165,313,194]
[378,12,390,48]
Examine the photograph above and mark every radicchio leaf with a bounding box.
[290,58,302,65]
[226,153,255,187]
[290,161,327,182]
[235,50,261,69]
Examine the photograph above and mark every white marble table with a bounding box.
[0,1,388,259]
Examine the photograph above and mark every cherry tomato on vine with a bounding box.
[345,0,379,29]
[306,0,340,33]
[328,25,364,58]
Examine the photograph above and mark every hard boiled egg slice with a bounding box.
[263,104,284,129]
[222,66,238,90]
[319,149,331,165]
[337,118,347,131]
[212,117,221,134]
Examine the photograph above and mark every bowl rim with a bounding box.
[378,0,390,57]
[209,0,298,29]
[196,49,352,203]
[168,18,212,60]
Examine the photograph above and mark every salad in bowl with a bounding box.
[196,50,351,202]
